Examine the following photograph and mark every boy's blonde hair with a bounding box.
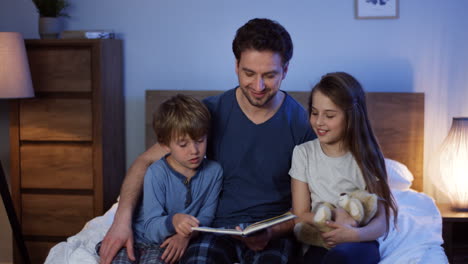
[153,94,211,146]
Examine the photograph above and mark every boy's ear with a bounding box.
[161,143,171,153]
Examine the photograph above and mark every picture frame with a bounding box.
[355,0,399,19]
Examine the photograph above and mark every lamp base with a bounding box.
[0,161,31,264]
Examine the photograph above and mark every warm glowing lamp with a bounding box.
[432,117,468,211]
[0,32,33,264]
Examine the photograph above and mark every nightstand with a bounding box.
[438,203,468,264]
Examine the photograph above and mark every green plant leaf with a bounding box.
[32,0,70,17]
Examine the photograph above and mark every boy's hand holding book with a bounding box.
[172,213,200,237]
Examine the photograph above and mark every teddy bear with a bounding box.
[294,190,378,249]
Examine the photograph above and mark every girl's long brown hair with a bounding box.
[308,72,398,236]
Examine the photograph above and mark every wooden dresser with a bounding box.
[438,203,468,264]
[9,39,125,264]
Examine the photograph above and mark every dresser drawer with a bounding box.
[21,144,93,189]
[22,194,94,237]
[26,241,58,264]
[27,47,92,92]
[20,98,92,141]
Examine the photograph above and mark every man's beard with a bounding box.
[240,86,277,107]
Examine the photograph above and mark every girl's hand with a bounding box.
[160,233,190,264]
[321,221,360,247]
[333,207,358,227]
[172,213,199,237]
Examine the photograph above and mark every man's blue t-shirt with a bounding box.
[203,88,315,227]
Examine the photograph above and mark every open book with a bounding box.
[191,212,296,236]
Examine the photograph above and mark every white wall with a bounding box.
[1,0,468,262]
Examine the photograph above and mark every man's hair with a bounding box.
[232,18,293,66]
[153,94,211,146]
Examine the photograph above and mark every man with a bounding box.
[99,18,315,264]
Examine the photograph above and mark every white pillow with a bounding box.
[385,158,414,190]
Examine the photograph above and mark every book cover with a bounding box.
[61,30,115,39]
[191,212,296,236]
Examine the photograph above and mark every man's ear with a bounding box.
[282,62,289,80]
[235,59,240,76]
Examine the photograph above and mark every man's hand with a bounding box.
[160,233,190,264]
[233,226,272,251]
[172,213,199,237]
[99,221,135,264]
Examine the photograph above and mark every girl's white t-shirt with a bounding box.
[289,139,366,210]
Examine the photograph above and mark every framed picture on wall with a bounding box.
[355,0,399,19]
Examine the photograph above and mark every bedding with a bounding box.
[385,158,414,191]
[44,163,448,264]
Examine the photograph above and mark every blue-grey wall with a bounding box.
[1,0,468,262]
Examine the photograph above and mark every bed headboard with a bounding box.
[146,90,425,192]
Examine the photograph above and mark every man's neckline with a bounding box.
[234,87,286,125]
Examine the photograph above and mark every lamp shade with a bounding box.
[432,117,468,211]
[0,32,34,99]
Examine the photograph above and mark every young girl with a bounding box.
[290,72,398,264]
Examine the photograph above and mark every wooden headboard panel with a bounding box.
[146,90,424,191]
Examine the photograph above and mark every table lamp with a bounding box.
[0,32,34,264]
[431,117,468,212]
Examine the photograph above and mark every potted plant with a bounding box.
[32,0,70,39]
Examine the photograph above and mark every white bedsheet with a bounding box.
[45,190,448,264]
[45,203,117,264]
[377,189,447,264]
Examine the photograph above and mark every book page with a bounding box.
[243,212,296,235]
[192,212,296,236]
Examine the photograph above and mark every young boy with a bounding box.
[97,94,223,264]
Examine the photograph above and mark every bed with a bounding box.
[45,90,448,264]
